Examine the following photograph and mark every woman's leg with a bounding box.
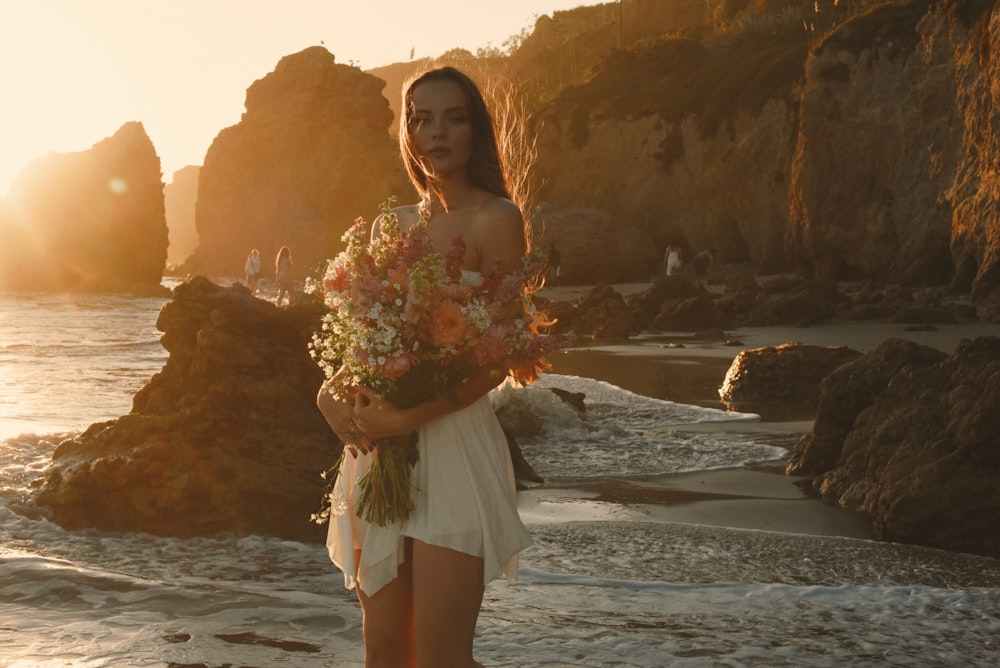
[356,546,416,667]
[411,539,485,667]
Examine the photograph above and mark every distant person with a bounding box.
[547,242,561,285]
[244,249,262,293]
[274,246,293,306]
[692,247,716,287]
[664,244,681,277]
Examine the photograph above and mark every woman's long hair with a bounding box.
[399,66,551,381]
[398,66,540,250]
[275,245,291,272]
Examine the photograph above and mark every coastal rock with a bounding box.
[33,276,547,540]
[562,284,639,340]
[786,338,947,476]
[34,277,338,541]
[0,122,167,293]
[793,337,1000,558]
[192,46,408,280]
[719,342,863,412]
[164,165,200,267]
[652,295,718,331]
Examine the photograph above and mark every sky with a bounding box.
[0,0,592,194]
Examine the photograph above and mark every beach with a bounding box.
[3,281,1000,666]
[535,280,1000,544]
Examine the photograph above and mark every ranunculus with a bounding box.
[471,327,509,367]
[378,350,414,380]
[430,299,467,348]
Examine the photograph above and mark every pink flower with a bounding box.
[429,300,467,348]
[378,350,414,380]
[471,327,510,367]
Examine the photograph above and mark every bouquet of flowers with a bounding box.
[309,198,556,527]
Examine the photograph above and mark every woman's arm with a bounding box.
[352,198,528,441]
[352,367,506,441]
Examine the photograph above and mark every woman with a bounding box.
[316,66,534,667]
[274,245,293,306]
[244,248,261,293]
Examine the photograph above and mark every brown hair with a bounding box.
[399,66,510,206]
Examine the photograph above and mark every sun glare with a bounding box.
[0,7,132,195]
[0,0,590,196]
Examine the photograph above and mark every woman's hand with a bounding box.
[352,386,415,441]
[316,387,373,456]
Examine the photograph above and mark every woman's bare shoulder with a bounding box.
[472,196,526,267]
[475,196,523,231]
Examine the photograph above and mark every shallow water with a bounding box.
[1,286,999,667]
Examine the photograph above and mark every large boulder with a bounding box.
[797,337,1000,558]
[559,283,640,340]
[786,338,947,476]
[0,122,167,293]
[719,342,862,412]
[33,277,338,541]
[192,46,409,280]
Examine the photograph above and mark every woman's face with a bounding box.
[408,79,473,179]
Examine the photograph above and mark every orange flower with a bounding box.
[387,265,409,290]
[429,300,467,348]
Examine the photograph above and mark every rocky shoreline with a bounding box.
[30,274,1000,559]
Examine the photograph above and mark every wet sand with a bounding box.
[533,281,1000,541]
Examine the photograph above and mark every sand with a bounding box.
[533,281,1000,542]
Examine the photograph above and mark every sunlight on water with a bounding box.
[0,291,169,439]
[1,285,999,666]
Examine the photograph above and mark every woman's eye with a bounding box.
[449,114,468,125]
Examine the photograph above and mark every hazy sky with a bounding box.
[0,0,591,194]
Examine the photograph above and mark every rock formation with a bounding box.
[523,0,1000,320]
[33,277,337,541]
[718,342,863,413]
[787,336,1000,559]
[531,31,803,279]
[164,165,200,267]
[32,277,546,540]
[788,0,960,286]
[192,46,409,280]
[0,122,167,293]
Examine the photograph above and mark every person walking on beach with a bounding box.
[244,249,261,293]
[664,244,681,277]
[316,66,536,668]
[274,246,293,306]
[692,247,716,287]
[547,242,561,285]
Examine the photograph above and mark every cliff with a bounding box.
[527,0,1000,320]
[191,46,409,280]
[164,165,200,267]
[532,29,806,276]
[0,122,167,293]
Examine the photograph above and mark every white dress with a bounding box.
[326,392,534,597]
